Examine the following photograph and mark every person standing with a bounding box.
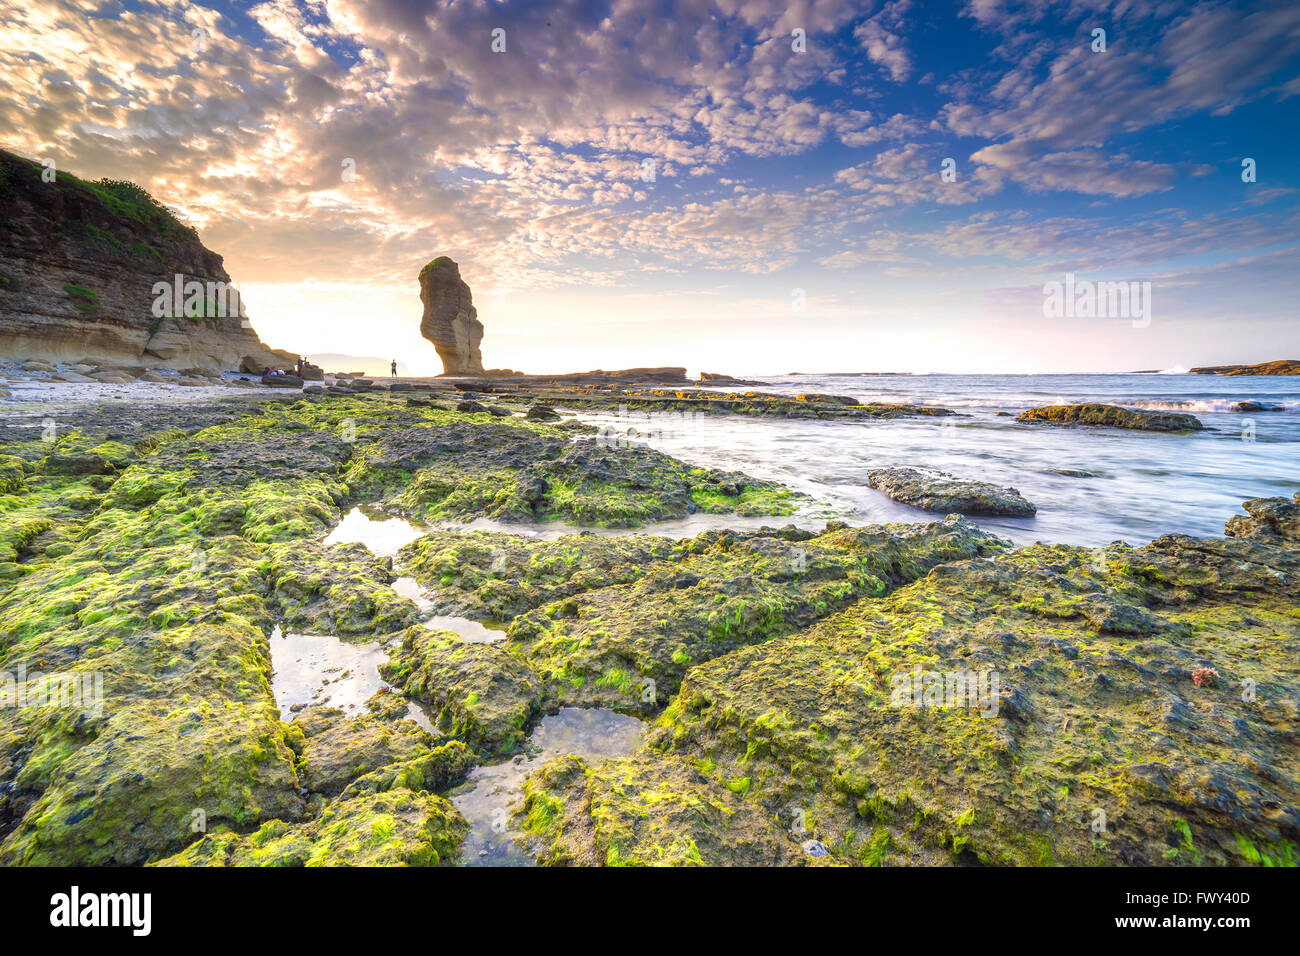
[391,359,397,377]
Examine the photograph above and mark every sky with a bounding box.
[1,0,1298,374]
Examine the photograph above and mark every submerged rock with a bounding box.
[419,256,484,376]
[867,467,1037,517]
[1018,403,1202,431]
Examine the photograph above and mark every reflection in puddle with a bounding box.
[424,509,836,541]
[391,577,506,643]
[269,626,437,731]
[325,506,423,556]
[427,615,506,644]
[451,708,646,866]
[269,626,390,717]
[390,575,434,612]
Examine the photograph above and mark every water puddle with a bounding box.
[268,626,434,730]
[390,577,507,642]
[427,615,507,643]
[424,508,837,541]
[325,506,423,556]
[451,707,647,866]
[269,626,390,717]
[390,575,434,612]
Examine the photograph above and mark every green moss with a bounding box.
[62,283,98,312]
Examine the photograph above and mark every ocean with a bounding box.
[573,372,1300,547]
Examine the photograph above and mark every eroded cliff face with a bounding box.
[0,149,287,371]
[418,256,484,375]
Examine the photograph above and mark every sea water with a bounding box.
[575,372,1299,547]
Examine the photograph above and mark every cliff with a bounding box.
[0,149,288,371]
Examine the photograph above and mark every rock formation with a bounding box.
[866,467,1037,517]
[1018,403,1202,431]
[419,256,484,375]
[0,149,289,372]
[1190,359,1300,376]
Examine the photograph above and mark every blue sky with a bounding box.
[1,0,1297,373]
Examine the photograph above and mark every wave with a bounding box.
[1129,399,1294,414]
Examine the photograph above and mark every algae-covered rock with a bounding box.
[347,416,796,527]
[1225,492,1300,544]
[866,467,1037,517]
[295,707,438,797]
[400,530,683,620]
[517,752,809,866]
[336,740,475,800]
[506,516,1007,708]
[381,626,548,753]
[1017,403,1203,432]
[0,694,304,866]
[264,541,419,636]
[155,789,467,866]
[633,531,1299,866]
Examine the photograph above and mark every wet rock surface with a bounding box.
[866,467,1037,517]
[517,520,1299,866]
[1018,403,1203,432]
[1225,492,1300,544]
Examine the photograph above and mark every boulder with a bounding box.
[1225,492,1300,544]
[456,400,487,413]
[526,404,561,422]
[261,373,303,388]
[866,467,1037,517]
[90,370,135,384]
[418,256,485,375]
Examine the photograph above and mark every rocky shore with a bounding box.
[0,386,1294,867]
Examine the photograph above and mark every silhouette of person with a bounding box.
[391,360,397,377]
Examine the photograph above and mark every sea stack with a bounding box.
[419,256,484,375]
